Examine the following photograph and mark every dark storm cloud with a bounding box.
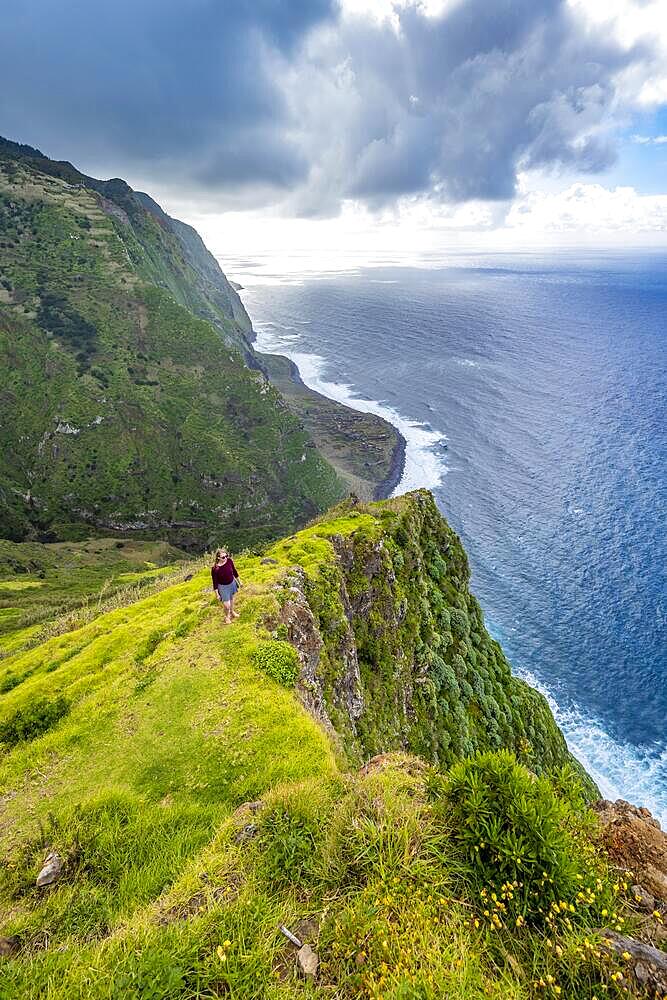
[0,0,652,211]
[0,0,334,190]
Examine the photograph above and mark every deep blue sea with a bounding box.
[226,250,667,821]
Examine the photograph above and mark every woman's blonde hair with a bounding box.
[214,548,228,562]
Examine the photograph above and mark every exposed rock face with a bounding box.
[277,567,363,738]
[593,799,667,902]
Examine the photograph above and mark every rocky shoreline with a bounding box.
[372,430,406,499]
[256,349,407,501]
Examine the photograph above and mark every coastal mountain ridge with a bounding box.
[0,135,402,548]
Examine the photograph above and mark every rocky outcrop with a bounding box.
[594,798,667,964]
[269,492,589,783]
[35,851,62,888]
[593,799,667,903]
[296,943,319,980]
[600,930,667,996]
[276,566,363,740]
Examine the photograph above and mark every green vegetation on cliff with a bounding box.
[0,135,405,546]
[1,491,642,1000]
[0,137,346,547]
[269,490,584,779]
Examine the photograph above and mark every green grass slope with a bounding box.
[0,492,639,1000]
[0,536,189,655]
[0,138,345,547]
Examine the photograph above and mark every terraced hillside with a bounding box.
[0,137,345,547]
[1,492,650,1000]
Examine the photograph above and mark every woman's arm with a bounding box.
[230,559,240,581]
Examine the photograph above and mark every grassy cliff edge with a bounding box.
[3,492,652,1000]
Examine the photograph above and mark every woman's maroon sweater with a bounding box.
[211,558,239,590]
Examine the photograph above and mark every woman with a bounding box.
[211,548,241,624]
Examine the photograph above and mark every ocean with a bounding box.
[223,249,667,822]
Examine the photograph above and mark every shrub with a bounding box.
[459,678,474,703]
[428,551,449,581]
[464,642,477,666]
[435,750,605,928]
[250,641,299,687]
[470,672,485,699]
[431,656,460,698]
[451,653,467,678]
[0,695,70,747]
[449,609,470,638]
[438,607,451,630]
[0,671,25,693]
[441,674,462,702]
[485,696,501,720]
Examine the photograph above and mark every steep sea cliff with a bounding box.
[0,136,402,547]
[233,252,667,824]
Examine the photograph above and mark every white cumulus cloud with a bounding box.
[505,181,667,235]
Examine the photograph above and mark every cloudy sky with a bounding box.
[2,0,667,258]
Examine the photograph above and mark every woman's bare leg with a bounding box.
[223,599,232,624]
[230,594,240,619]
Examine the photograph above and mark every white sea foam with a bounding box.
[516,668,667,826]
[455,358,481,368]
[253,326,448,495]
